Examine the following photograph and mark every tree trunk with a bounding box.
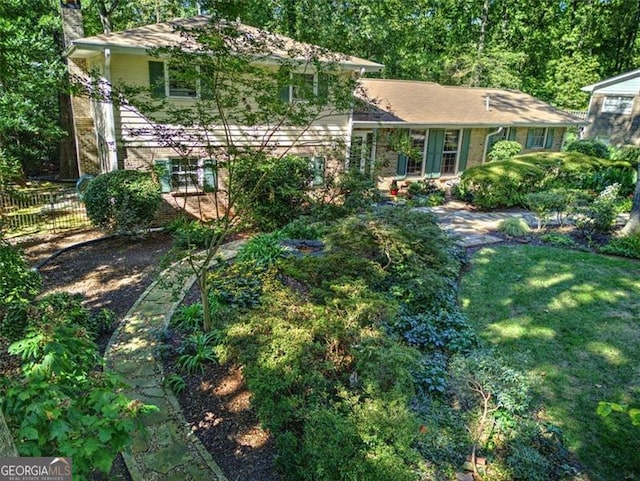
[58,91,80,180]
[621,161,640,236]
[474,0,490,87]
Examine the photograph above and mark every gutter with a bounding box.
[482,127,503,164]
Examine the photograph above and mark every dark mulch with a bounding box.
[163,332,279,481]
[9,229,278,481]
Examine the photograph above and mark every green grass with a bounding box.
[460,245,640,481]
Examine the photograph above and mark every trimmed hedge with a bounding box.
[458,152,635,209]
[83,170,161,234]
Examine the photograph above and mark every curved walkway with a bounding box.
[103,205,536,480]
[105,240,245,481]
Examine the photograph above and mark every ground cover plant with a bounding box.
[460,245,640,480]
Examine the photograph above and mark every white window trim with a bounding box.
[165,63,201,99]
[407,129,427,177]
[348,131,376,174]
[601,95,634,114]
[286,72,319,103]
[441,129,462,176]
[170,157,208,192]
[527,127,547,149]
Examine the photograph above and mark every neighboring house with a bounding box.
[351,79,585,188]
[581,69,640,146]
[65,15,382,193]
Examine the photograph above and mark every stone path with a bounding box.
[105,240,245,481]
[102,204,537,480]
[415,200,538,247]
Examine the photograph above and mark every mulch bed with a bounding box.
[9,229,279,481]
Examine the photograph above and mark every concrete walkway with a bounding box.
[105,240,245,481]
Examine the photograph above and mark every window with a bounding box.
[348,132,375,176]
[167,63,197,98]
[148,61,210,99]
[441,130,460,175]
[602,96,633,114]
[154,158,216,193]
[301,156,326,186]
[280,72,330,103]
[407,129,426,175]
[526,127,546,148]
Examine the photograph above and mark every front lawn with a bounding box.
[461,245,640,480]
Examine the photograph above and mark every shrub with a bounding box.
[564,139,610,159]
[488,140,523,162]
[337,168,380,212]
[524,190,568,228]
[458,158,546,208]
[539,232,579,249]
[610,144,640,165]
[498,217,531,236]
[165,217,223,250]
[572,184,620,235]
[83,170,161,234]
[2,293,155,477]
[0,243,41,337]
[232,153,312,231]
[458,152,633,209]
[235,232,286,267]
[600,232,640,259]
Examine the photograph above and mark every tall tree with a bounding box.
[0,0,65,178]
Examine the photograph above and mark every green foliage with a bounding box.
[163,373,187,395]
[278,216,326,240]
[597,402,640,427]
[600,232,640,259]
[564,139,610,159]
[539,232,579,249]
[211,208,477,479]
[171,302,204,332]
[488,140,523,162]
[572,184,620,235]
[336,168,381,213]
[1,291,155,478]
[235,232,286,267]
[458,152,634,209]
[0,242,41,335]
[83,170,161,234]
[450,350,531,415]
[177,331,219,374]
[523,189,588,228]
[0,0,66,177]
[232,154,312,231]
[610,145,640,165]
[165,217,223,250]
[498,217,531,237]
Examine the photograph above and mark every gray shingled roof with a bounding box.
[354,79,584,127]
[68,15,383,71]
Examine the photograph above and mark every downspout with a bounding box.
[103,48,119,172]
[482,126,503,164]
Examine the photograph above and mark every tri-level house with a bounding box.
[582,69,640,146]
[64,11,583,195]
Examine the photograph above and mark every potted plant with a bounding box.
[389,179,399,196]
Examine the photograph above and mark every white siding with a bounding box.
[110,53,350,152]
[594,75,640,95]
